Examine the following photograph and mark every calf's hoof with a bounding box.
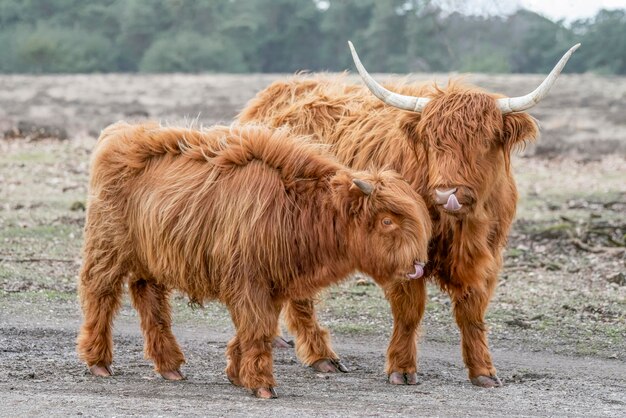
[311,358,348,373]
[89,364,112,377]
[388,371,418,385]
[254,387,278,399]
[471,375,502,388]
[272,336,294,349]
[160,369,185,381]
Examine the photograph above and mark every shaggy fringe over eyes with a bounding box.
[419,84,501,152]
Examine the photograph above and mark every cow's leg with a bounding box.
[382,278,427,385]
[225,335,242,386]
[76,246,126,377]
[284,298,347,373]
[273,334,294,349]
[128,278,185,380]
[450,274,501,388]
[228,295,280,399]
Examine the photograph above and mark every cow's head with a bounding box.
[331,169,431,283]
[349,42,579,217]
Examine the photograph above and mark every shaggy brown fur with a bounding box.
[238,76,539,386]
[76,122,431,398]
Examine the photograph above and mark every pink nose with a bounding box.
[435,188,457,204]
[435,187,462,211]
[433,187,474,212]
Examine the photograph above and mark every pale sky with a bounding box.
[520,0,626,21]
[435,0,626,23]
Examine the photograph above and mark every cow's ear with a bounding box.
[398,112,423,148]
[502,112,538,148]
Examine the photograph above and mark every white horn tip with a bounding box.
[571,43,581,52]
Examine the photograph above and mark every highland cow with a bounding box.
[238,42,580,388]
[76,122,431,399]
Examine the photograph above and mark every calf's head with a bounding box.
[331,170,431,283]
[349,42,580,217]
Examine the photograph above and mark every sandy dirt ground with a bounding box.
[0,73,625,417]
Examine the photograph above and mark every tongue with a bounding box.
[443,193,462,211]
[407,262,424,279]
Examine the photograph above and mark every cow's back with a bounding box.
[239,77,430,196]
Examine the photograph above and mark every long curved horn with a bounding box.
[348,41,431,113]
[497,44,581,114]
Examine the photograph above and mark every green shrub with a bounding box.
[139,31,248,73]
[8,25,116,73]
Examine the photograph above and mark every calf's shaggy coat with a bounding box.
[76,122,431,398]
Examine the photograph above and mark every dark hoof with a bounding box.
[388,371,418,385]
[89,364,112,377]
[254,387,278,399]
[311,358,349,373]
[471,375,503,388]
[160,369,185,381]
[272,336,294,349]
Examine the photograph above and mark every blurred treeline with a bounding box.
[0,0,624,74]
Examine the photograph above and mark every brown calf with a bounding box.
[76,122,431,398]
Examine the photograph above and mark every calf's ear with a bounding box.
[330,173,371,217]
[502,112,538,148]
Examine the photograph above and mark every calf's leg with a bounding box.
[284,298,347,373]
[382,278,427,385]
[76,246,126,376]
[228,295,280,399]
[129,278,185,380]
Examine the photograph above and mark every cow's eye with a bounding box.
[382,218,393,226]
